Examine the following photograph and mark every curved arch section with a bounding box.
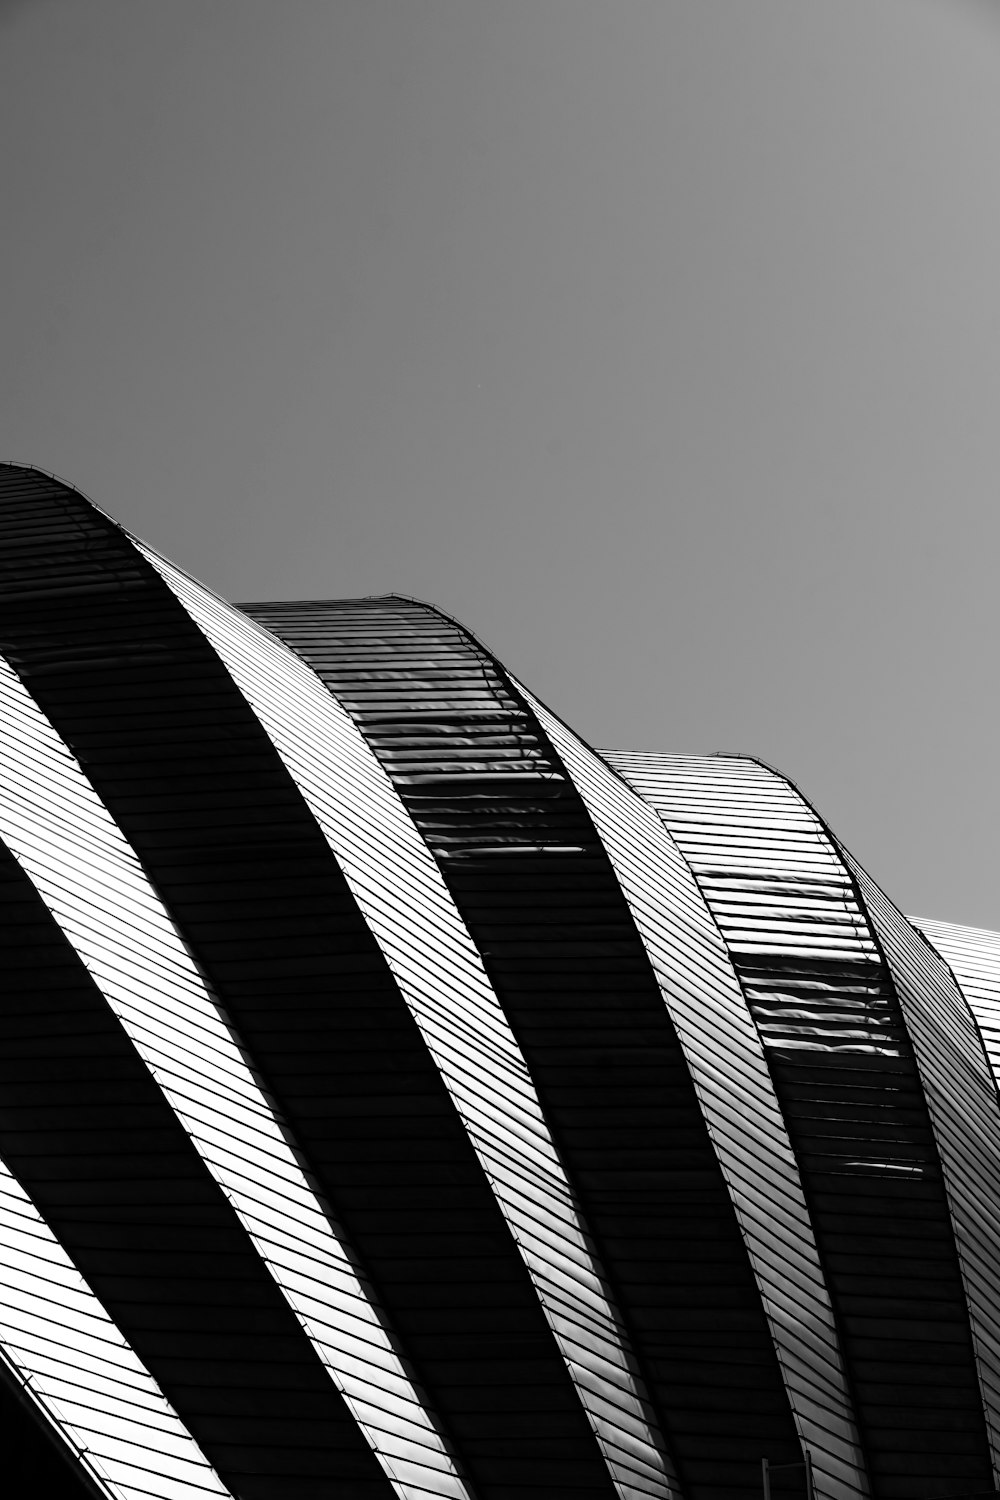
[238,591,863,1494]
[0,652,465,1500]
[240,595,828,1500]
[607,751,997,1498]
[911,919,1000,1092]
[139,548,676,1500]
[841,863,1000,1490]
[0,1159,231,1500]
[512,711,867,1500]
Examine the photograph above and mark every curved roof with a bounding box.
[1,463,999,1500]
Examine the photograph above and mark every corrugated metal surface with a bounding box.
[607,749,997,1498]
[153,558,672,1500]
[911,920,1000,1092]
[243,595,866,1500]
[0,466,643,1500]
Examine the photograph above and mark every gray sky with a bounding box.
[3,0,999,927]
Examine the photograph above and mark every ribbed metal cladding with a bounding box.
[6,459,1000,1500]
[912,920,1000,1093]
[0,651,466,1500]
[0,465,652,1500]
[607,750,999,1498]
[242,595,866,1500]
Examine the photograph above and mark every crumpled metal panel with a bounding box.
[605,756,902,1059]
[609,749,998,1497]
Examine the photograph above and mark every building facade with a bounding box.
[0,463,997,1500]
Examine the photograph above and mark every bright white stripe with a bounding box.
[0,1152,231,1499]
[517,691,870,1500]
[139,542,676,1500]
[0,654,466,1500]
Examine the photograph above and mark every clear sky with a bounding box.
[3,0,999,927]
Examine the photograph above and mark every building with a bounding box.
[0,461,998,1500]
